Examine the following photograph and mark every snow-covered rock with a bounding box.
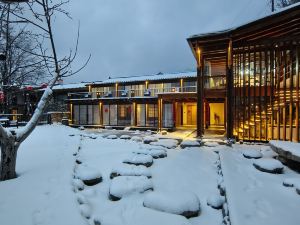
[150,139,178,149]
[207,194,225,210]
[283,178,300,187]
[123,154,153,167]
[242,149,263,159]
[79,126,85,130]
[133,149,167,159]
[109,176,153,201]
[124,127,131,131]
[110,164,152,179]
[143,136,158,144]
[120,135,131,140]
[180,140,201,148]
[204,142,219,147]
[253,158,284,174]
[75,165,103,186]
[131,136,143,142]
[161,130,168,135]
[143,191,201,218]
[106,134,118,139]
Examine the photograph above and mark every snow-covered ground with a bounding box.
[0,125,300,225]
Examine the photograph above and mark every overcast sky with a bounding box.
[53,0,271,83]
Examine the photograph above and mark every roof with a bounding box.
[92,71,197,85]
[188,2,300,40]
[51,82,89,90]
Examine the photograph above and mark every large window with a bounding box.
[146,104,158,127]
[118,105,131,126]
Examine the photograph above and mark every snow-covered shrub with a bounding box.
[242,149,263,159]
[110,164,151,179]
[253,158,284,174]
[143,191,201,218]
[109,176,153,201]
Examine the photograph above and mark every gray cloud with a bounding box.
[52,0,270,83]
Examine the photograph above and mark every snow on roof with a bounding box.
[51,82,90,90]
[95,71,196,85]
[189,2,300,39]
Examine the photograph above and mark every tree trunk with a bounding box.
[0,140,18,181]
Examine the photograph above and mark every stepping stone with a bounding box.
[207,194,225,210]
[204,142,219,147]
[150,139,178,149]
[180,140,201,149]
[143,191,201,218]
[242,149,263,159]
[123,154,153,167]
[143,136,158,144]
[131,136,143,142]
[110,164,152,179]
[133,149,167,159]
[120,135,131,140]
[106,134,118,139]
[253,158,284,174]
[75,165,103,186]
[109,176,153,201]
[283,178,300,187]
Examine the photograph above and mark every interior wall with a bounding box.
[209,103,224,125]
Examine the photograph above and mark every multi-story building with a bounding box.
[67,72,198,130]
[188,3,300,142]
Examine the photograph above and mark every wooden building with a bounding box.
[188,3,300,142]
[67,72,197,130]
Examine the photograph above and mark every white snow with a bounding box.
[143,190,200,215]
[204,142,219,147]
[242,149,263,159]
[150,138,178,149]
[283,178,300,187]
[72,178,85,191]
[143,135,158,143]
[269,140,300,158]
[109,176,153,199]
[253,158,284,172]
[111,164,151,178]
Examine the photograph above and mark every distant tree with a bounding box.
[0,0,90,181]
[271,0,300,9]
[0,4,45,113]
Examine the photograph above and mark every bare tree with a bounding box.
[0,0,90,181]
[270,0,300,10]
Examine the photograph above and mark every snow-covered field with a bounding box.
[0,125,300,225]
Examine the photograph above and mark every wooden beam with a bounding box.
[226,40,234,139]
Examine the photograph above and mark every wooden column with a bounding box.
[196,47,204,137]
[296,46,299,142]
[99,102,103,125]
[226,40,234,139]
[70,103,73,123]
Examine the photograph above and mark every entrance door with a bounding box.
[186,104,197,125]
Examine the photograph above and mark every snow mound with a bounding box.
[204,142,219,147]
[207,194,225,210]
[253,158,284,174]
[124,127,131,131]
[109,176,153,201]
[242,149,263,159]
[72,179,85,191]
[110,164,152,179]
[180,140,201,148]
[143,136,158,144]
[120,135,131,140]
[143,191,200,218]
[79,126,85,130]
[283,178,300,187]
[123,154,153,167]
[75,165,103,186]
[106,134,118,139]
[150,139,178,149]
[79,204,91,219]
[131,136,143,142]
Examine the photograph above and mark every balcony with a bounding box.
[204,76,226,89]
[68,86,197,100]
